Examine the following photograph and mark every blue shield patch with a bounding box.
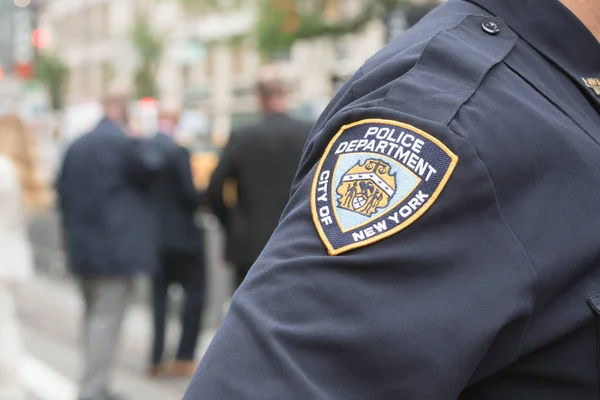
[311,119,458,255]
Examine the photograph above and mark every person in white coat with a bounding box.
[0,114,49,400]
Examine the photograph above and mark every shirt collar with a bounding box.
[465,0,600,96]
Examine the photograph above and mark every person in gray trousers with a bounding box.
[57,93,164,400]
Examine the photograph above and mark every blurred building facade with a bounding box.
[38,0,406,142]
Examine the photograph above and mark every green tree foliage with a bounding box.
[130,13,164,99]
[183,0,410,58]
[35,52,69,112]
[176,0,246,12]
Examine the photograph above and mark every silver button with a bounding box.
[482,20,500,35]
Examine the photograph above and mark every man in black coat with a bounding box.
[208,74,312,288]
[148,109,206,378]
[57,93,163,400]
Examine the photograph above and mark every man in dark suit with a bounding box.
[57,93,163,400]
[208,73,312,288]
[148,108,206,378]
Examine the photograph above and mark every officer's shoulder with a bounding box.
[293,4,518,192]
[352,3,517,123]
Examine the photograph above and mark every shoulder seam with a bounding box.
[378,16,470,111]
[350,67,364,103]
[448,124,539,361]
[379,15,517,127]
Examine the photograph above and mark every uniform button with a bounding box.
[482,20,500,35]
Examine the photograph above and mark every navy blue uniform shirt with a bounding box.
[184,0,600,398]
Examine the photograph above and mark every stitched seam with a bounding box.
[414,67,476,90]
[409,33,478,90]
[448,123,539,361]
[505,62,600,149]
[350,67,364,102]
[597,315,600,398]
[391,89,470,112]
[442,68,486,126]
[381,17,516,126]
[442,37,518,125]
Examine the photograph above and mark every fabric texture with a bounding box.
[184,0,600,399]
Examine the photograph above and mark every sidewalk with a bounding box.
[17,274,224,400]
[20,210,233,399]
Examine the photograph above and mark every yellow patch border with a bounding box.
[310,118,459,256]
[331,152,422,234]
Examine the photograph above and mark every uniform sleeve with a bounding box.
[185,108,536,399]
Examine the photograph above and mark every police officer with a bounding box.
[184,0,600,398]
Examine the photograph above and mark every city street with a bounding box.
[20,211,232,400]
[19,276,202,400]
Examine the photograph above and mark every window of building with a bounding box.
[134,0,155,14]
[99,3,110,39]
[231,41,245,76]
[68,66,79,97]
[270,49,291,62]
[181,64,192,87]
[206,43,215,78]
[333,38,350,61]
[62,13,82,45]
[81,64,92,98]
[82,7,93,42]
[101,62,114,94]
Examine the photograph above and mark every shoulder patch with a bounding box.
[311,119,458,256]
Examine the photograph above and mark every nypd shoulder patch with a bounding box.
[311,119,458,256]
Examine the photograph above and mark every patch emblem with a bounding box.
[583,77,600,96]
[311,119,458,255]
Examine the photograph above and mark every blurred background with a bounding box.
[0,0,442,399]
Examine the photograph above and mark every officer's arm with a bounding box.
[207,134,239,227]
[185,109,535,399]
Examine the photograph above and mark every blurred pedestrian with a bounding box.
[56,92,164,400]
[148,106,206,378]
[0,114,49,400]
[208,71,312,289]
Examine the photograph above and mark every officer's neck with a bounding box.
[560,0,600,42]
